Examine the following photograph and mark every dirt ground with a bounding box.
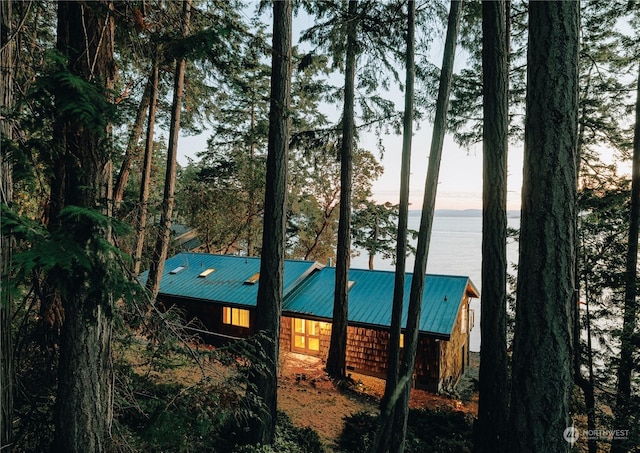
[277,351,479,450]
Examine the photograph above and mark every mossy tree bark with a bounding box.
[53,2,117,451]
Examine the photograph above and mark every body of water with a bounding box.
[350,211,520,352]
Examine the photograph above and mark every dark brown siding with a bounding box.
[158,296,254,343]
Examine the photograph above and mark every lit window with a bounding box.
[198,268,215,278]
[244,272,260,285]
[399,333,404,349]
[222,307,250,328]
[292,318,322,353]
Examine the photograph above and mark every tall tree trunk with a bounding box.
[53,2,117,452]
[610,62,640,453]
[247,0,292,445]
[113,76,152,210]
[133,62,159,275]
[327,0,358,380]
[389,2,462,452]
[1,0,15,449]
[474,1,509,452]
[145,0,191,299]
[574,50,598,453]
[373,2,415,451]
[507,2,579,452]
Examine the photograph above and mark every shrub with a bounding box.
[338,408,473,453]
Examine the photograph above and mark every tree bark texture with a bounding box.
[327,0,358,380]
[390,2,462,452]
[610,62,640,453]
[145,0,191,299]
[507,2,579,452]
[133,62,159,275]
[1,0,15,449]
[113,76,152,210]
[374,2,415,451]
[247,0,292,445]
[474,1,509,452]
[53,2,117,452]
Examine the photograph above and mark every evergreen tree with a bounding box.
[507,2,579,451]
[372,2,416,451]
[326,0,359,380]
[145,0,191,299]
[474,1,509,452]
[1,0,15,449]
[390,2,462,451]
[611,62,640,453]
[51,2,118,450]
[247,0,292,444]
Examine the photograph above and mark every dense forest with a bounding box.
[1,0,639,452]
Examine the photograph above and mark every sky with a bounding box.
[176,7,527,212]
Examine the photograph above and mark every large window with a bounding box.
[223,307,250,328]
[293,318,328,354]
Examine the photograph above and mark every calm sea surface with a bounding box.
[350,212,521,352]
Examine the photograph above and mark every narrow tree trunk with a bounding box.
[247,0,292,445]
[145,0,191,298]
[507,2,579,452]
[474,1,509,452]
[390,2,462,452]
[1,0,15,449]
[133,62,159,275]
[373,2,415,451]
[327,0,358,380]
[610,62,640,453]
[53,2,117,452]
[113,76,152,210]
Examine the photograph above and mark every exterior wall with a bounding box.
[437,295,471,392]
[345,325,388,377]
[282,316,443,392]
[158,295,255,344]
[413,335,441,392]
[161,298,471,394]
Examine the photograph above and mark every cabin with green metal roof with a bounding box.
[146,252,479,393]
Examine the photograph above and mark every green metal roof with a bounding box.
[139,252,321,307]
[282,267,479,338]
[141,253,479,338]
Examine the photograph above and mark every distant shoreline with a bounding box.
[409,209,520,218]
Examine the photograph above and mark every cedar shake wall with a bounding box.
[345,325,390,378]
[437,296,470,392]
[413,335,442,392]
[281,315,444,391]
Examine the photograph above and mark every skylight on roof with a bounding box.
[169,266,185,274]
[198,268,215,278]
[244,272,260,285]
